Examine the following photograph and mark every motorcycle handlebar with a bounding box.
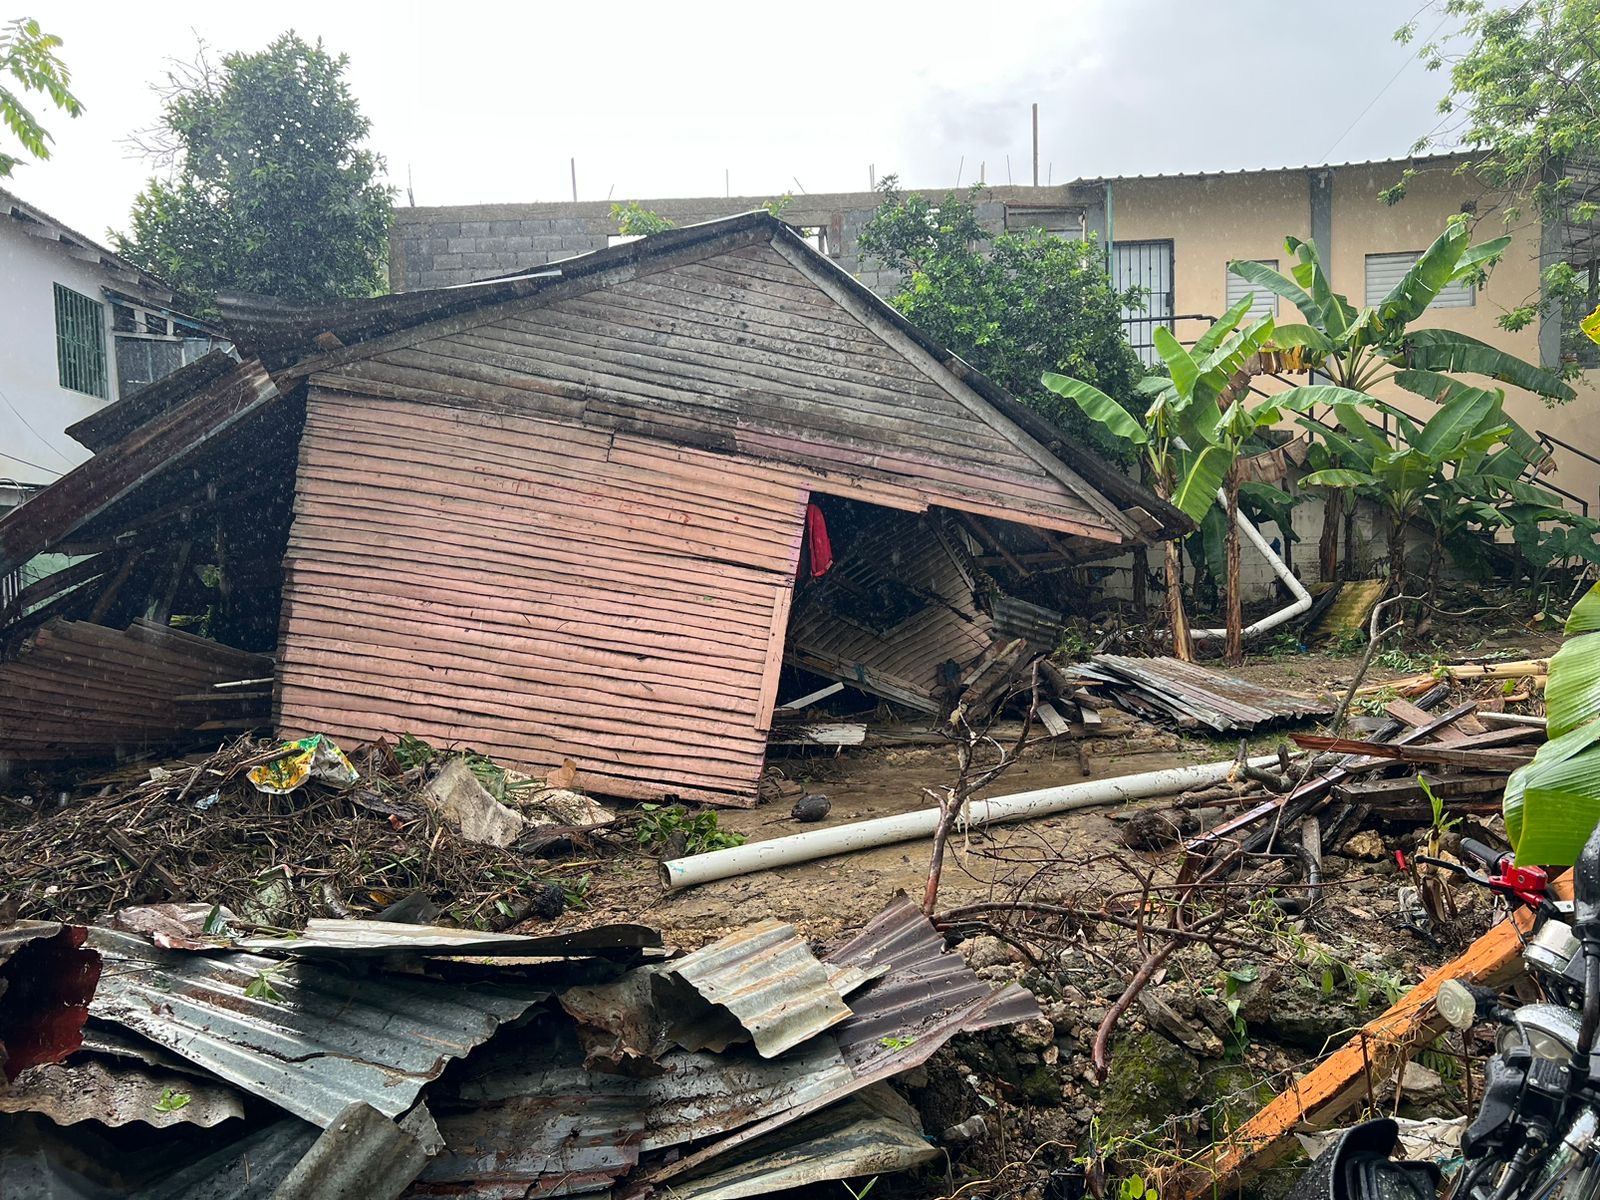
[1460,837,1503,870]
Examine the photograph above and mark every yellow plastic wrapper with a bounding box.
[247,735,359,795]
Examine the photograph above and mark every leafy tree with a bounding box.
[857,178,1147,459]
[0,17,81,177]
[115,33,391,304]
[1398,1,1600,361]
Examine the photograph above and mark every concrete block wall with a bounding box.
[388,184,1103,296]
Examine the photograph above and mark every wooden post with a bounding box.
[1176,873,1572,1199]
[1031,103,1040,187]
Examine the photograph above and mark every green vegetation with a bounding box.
[858,178,1146,461]
[153,1088,192,1113]
[612,200,676,236]
[117,32,391,305]
[0,17,80,177]
[636,803,745,856]
[1505,582,1600,863]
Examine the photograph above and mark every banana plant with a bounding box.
[1045,296,1368,661]
[1297,385,1516,602]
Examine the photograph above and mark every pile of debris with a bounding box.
[0,896,1038,1198]
[0,734,618,929]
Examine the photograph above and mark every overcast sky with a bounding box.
[15,0,1459,243]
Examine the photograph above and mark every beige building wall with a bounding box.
[1110,158,1600,515]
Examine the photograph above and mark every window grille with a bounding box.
[54,284,108,397]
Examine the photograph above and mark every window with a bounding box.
[1572,258,1600,369]
[54,283,108,397]
[1113,240,1175,365]
[1365,252,1475,309]
[115,336,214,397]
[1226,260,1278,319]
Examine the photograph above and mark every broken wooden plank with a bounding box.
[778,682,845,712]
[1179,872,1572,1199]
[768,723,867,747]
[1333,772,1508,803]
[1035,701,1071,738]
[1291,734,1535,773]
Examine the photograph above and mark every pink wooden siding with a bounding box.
[277,389,808,804]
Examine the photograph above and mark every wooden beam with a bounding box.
[1179,872,1573,1199]
[1291,733,1534,773]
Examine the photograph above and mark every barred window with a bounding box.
[54,283,108,397]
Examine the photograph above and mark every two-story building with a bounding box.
[0,187,219,530]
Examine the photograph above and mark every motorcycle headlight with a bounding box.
[1497,1003,1583,1062]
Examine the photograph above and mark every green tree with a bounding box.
[115,33,391,305]
[0,17,81,177]
[1399,1,1600,361]
[857,178,1146,459]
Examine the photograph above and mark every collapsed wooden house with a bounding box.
[0,213,1185,802]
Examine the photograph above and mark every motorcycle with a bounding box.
[1289,825,1600,1200]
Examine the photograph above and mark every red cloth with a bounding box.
[805,502,833,578]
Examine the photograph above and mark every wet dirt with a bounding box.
[573,715,1204,949]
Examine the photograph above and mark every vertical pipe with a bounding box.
[570,158,577,203]
[1105,180,1115,278]
[1031,103,1040,187]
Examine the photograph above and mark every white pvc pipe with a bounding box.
[1191,488,1313,642]
[661,754,1284,890]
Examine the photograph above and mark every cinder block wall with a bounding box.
[388,184,1104,296]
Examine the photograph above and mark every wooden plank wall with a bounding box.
[784,509,995,713]
[276,389,808,804]
[332,241,1118,542]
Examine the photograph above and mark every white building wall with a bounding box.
[0,220,119,489]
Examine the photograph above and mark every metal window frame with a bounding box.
[1113,239,1175,365]
[53,283,108,398]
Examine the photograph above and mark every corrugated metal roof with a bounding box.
[1076,151,1466,184]
[0,1054,245,1128]
[232,918,662,959]
[133,1118,321,1200]
[85,927,548,1127]
[1083,654,1334,733]
[270,1101,429,1200]
[666,918,852,1058]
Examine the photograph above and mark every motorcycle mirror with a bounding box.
[1574,820,1600,933]
[1436,979,1478,1031]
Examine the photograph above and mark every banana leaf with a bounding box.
[1302,468,1379,489]
[1375,222,1470,330]
[1228,259,1319,330]
[1398,329,1575,403]
[1266,324,1335,354]
[1041,373,1149,445]
[1413,386,1502,459]
[1238,481,1301,542]
[1547,632,1600,740]
[1509,747,1600,865]
[1154,327,1201,398]
[1194,294,1257,356]
[1450,235,1512,281]
[1392,368,1552,468]
[1287,236,1357,340]
[1568,583,1600,633]
[1331,404,1393,453]
[1172,443,1233,523]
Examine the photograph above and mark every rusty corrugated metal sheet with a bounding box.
[648,899,1042,1187]
[85,928,548,1127]
[785,507,994,712]
[666,918,852,1058]
[1085,654,1335,733]
[232,918,661,959]
[0,619,272,761]
[275,391,807,804]
[0,1055,246,1128]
